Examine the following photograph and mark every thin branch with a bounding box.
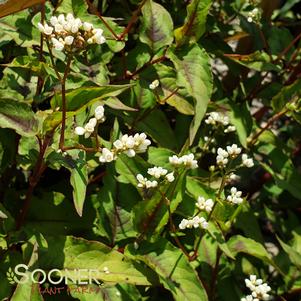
[59,56,72,150]
[248,108,289,147]
[118,0,148,41]
[16,134,52,230]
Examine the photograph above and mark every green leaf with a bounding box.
[277,236,301,269]
[0,99,39,137]
[0,10,40,47]
[50,85,133,112]
[132,171,186,236]
[155,64,194,115]
[139,0,173,52]
[226,51,281,72]
[38,236,158,286]
[0,210,7,219]
[207,223,235,259]
[228,101,253,147]
[147,147,174,168]
[134,109,177,149]
[115,154,149,186]
[271,78,301,112]
[92,166,138,243]
[126,239,208,301]
[67,150,88,217]
[174,0,212,46]
[168,44,212,145]
[227,235,283,274]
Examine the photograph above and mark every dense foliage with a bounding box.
[0,0,301,300]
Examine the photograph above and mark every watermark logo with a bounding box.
[6,264,108,285]
[6,267,18,285]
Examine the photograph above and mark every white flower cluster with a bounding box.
[113,133,151,157]
[147,166,175,182]
[196,197,214,213]
[241,275,272,301]
[216,144,241,167]
[205,111,236,133]
[216,144,254,169]
[38,13,106,52]
[75,105,105,138]
[99,133,151,163]
[136,174,158,189]
[247,8,260,23]
[169,154,198,169]
[242,154,254,168]
[136,166,175,189]
[179,216,208,230]
[149,79,159,90]
[226,187,243,204]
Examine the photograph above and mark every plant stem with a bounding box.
[59,56,72,150]
[16,134,52,230]
[248,108,289,147]
[209,248,222,300]
[190,171,228,261]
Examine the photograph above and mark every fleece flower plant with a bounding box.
[0,0,300,300]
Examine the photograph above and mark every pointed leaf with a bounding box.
[174,0,212,46]
[50,85,133,112]
[67,150,88,217]
[168,45,212,145]
[126,239,208,301]
[139,0,174,52]
[38,236,158,286]
[0,99,39,137]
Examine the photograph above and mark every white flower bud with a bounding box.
[64,35,74,45]
[83,22,93,31]
[75,126,85,136]
[166,172,175,182]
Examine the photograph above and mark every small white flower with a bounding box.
[224,125,236,133]
[136,174,157,189]
[205,112,230,126]
[83,22,93,31]
[66,13,74,22]
[229,173,239,181]
[243,275,271,301]
[50,16,59,26]
[84,117,97,137]
[169,155,181,166]
[166,172,175,182]
[51,37,64,51]
[196,197,214,213]
[242,154,254,168]
[226,187,243,204]
[216,147,229,167]
[226,144,241,157]
[247,16,253,23]
[125,149,136,157]
[181,153,198,169]
[179,216,208,230]
[149,79,159,90]
[58,14,65,24]
[113,139,124,150]
[103,266,110,274]
[38,23,53,35]
[99,148,114,163]
[94,105,105,121]
[94,34,106,44]
[54,23,64,33]
[74,126,85,136]
[241,295,257,301]
[64,35,74,45]
[147,166,168,179]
